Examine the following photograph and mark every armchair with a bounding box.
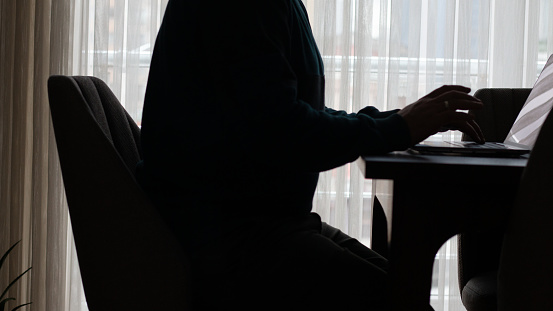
[47,75,189,310]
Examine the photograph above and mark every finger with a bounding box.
[456,121,484,144]
[438,111,475,127]
[424,85,472,98]
[433,90,482,103]
[441,113,485,143]
[436,98,483,112]
[468,119,485,143]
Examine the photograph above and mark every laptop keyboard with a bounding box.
[445,141,506,149]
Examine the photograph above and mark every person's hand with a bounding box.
[397,85,485,145]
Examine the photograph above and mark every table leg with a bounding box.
[386,179,517,311]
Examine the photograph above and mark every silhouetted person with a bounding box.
[137,0,484,309]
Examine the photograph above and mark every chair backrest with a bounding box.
[47,75,189,310]
[458,88,531,296]
[463,88,532,142]
[70,76,143,171]
[497,103,553,310]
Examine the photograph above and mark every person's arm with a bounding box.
[358,106,401,119]
[200,1,410,172]
[325,106,399,119]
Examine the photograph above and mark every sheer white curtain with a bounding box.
[71,0,169,124]
[1,0,87,310]
[305,0,553,310]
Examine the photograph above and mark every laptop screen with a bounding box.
[505,54,553,147]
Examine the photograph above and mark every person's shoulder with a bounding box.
[169,0,291,8]
[231,0,293,13]
[168,0,292,25]
[210,0,293,20]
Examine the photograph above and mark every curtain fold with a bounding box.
[1,0,86,310]
[2,1,168,310]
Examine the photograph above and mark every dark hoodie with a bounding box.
[137,0,411,252]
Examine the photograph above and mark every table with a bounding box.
[357,151,528,310]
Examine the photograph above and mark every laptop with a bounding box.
[410,54,553,157]
[409,140,531,157]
